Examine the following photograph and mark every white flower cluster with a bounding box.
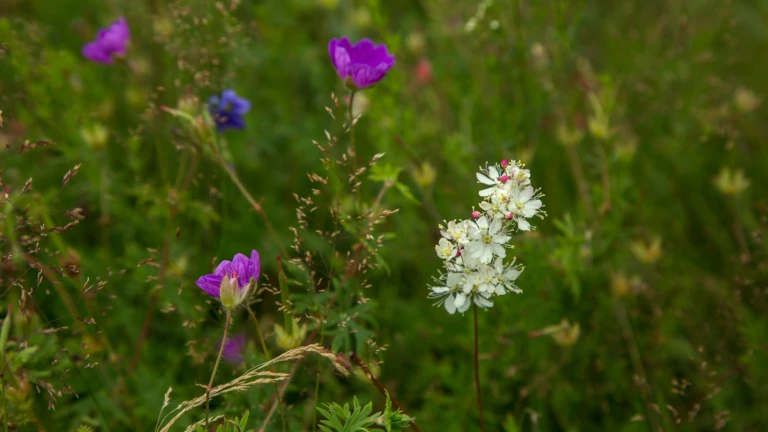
[429,160,545,314]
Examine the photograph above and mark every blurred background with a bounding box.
[1,0,767,430]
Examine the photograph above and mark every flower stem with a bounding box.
[473,303,486,432]
[205,310,231,429]
[245,305,288,432]
[348,90,357,164]
[347,90,363,208]
[213,151,288,258]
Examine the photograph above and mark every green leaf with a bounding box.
[369,163,402,183]
[394,182,419,204]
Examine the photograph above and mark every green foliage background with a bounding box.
[1,0,767,430]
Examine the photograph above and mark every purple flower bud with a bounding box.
[328,37,395,89]
[499,175,509,184]
[471,211,481,219]
[82,17,130,64]
[501,159,509,167]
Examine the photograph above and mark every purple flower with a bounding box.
[221,333,246,364]
[328,37,395,89]
[82,17,131,64]
[208,90,251,132]
[196,250,260,309]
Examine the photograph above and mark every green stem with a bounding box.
[205,310,231,429]
[311,327,326,432]
[348,90,357,166]
[213,151,288,258]
[245,305,287,432]
[348,90,363,208]
[473,304,486,432]
[1,304,11,432]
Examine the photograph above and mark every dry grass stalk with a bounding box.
[156,344,348,431]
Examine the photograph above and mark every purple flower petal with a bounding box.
[196,274,223,298]
[215,259,233,275]
[328,37,395,88]
[83,17,130,64]
[197,250,261,299]
[221,334,246,364]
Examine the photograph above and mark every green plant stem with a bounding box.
[348,90,357,168]
[312,328,326,432]
[473,303,486,432]
[205,310,231,429]
[615,301,664,432]
[348,90,363,208]
[564,143,594,219]
[245,305,287,432]
[1,304,11,432]
[213,151,288,258]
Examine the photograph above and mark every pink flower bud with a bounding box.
[499,175,509,184]
[415,58,433,86]
[471,211,481,219]
[456,249,462,257]
[505,212,514,221]
[501,159,509,167]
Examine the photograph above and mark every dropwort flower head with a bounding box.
[208,90,251,132]
[82,17,130,64]
[328,37,395,89]
[196,250,260,310]
[429,159,546,314]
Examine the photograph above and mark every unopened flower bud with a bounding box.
[80,123,109,149]
[471,210,481,219]
[505,212,514,221]
[500,159,509,167]
[499,175,509,184]
[218,274,240,310]
[275,321,308,351]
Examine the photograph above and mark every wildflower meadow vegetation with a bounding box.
[1,0,767,431]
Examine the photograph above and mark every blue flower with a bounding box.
[208,90,251,132]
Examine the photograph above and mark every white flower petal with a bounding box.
[488,166,500,179]
[476,173,496,185]
[505,269,522,281]
[492,234,511,244]
[458,299,472,313]
[477,216,489,230]
[474,295,494,308]
[454,293,467,308]
[489,218,502,235]
[479,187,495,197]
[520,186,534,202]
[444,294,457,314]
[517,218,531,231]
